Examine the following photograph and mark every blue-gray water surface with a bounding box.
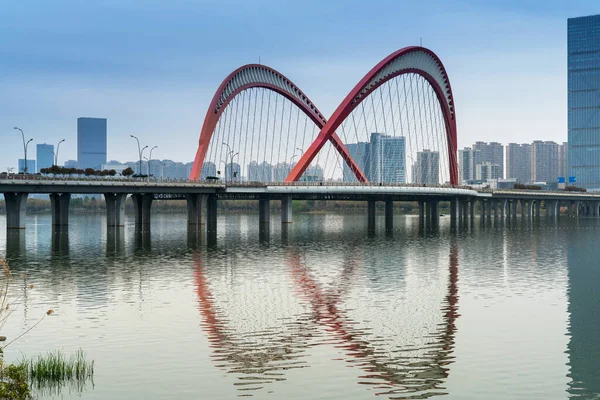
[0,212,599,399]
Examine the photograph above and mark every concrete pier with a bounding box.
[4,192,28,229]
[186,194,206,228]
[385,199,394,230]
[281,196,293,224]
[50,193,71,227]
[259,199,271,223]
[206,195,218,233]
[131,193,153,228]
[105,193,128,227]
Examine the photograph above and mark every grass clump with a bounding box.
[23,349,94,383]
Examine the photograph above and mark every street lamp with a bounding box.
[14,127,33,174]
[222,142,239,183]
[53,139,66,166]
[130,135,147,177]
[147,145,158,182]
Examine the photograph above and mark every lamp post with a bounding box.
[14,127,33,174]
[222,142,239,183]
[130,135,147,177]
[147,145,158,182]
[53,139,66,166]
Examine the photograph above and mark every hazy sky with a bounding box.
[1,0,598,170]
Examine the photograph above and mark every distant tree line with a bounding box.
[514,183,542,190]
[38,165,135,177]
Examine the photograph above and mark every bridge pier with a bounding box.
[186,194,206,228]
[385,199,393,230]
[367,199,376,230]
[450,197,458,230]
[4,192,28,229]
[535,201,541,219]
[131,193,153,228]
[418,200,425,229]
[105,193,128,227]
[206,195,218,233]
[259,199,271,224]
[281,196,293,224]
[50,193,71,227]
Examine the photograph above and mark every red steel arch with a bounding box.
[286,46,459,184]
[190,64,368,182]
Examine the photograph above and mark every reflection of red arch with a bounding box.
[193,241,459,396]
[189,64,368,182]
[287,245,459,393]
[286,46,458,184]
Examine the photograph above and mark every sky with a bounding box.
[1,0,598,170]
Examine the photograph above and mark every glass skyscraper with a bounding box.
[568,14,600,189]
[77,117,107,170]
[370,133,405,184]
[36,143,54,170]
[343,142,371,183]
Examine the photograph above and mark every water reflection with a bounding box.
[194,250,313,394]
[194,219,460,398]
[567,229,600,398]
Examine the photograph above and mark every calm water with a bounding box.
[0,212,599,399]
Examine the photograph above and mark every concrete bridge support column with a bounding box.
[281,196,293,224]
[50,193,71,227]
[384,199,393,231]
[425,200,432,230]
[469,200,475,226]
[259,199,270,223]
[105,193,128,227]
[535,201,541,219]
[486,200,492,223]
[431,200,439,230]
[367,199,377,230]
[186,194,206,228]
[575,201,581,217]
[511,199,518,219]
[206,195,218,233]
[479,199,486,221]
[523,200,532,219]
[450,197,458,230]
[418,200,425,229]
[131,193,153,228]
[4,192,28,229]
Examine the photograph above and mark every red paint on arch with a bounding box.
[190,64,368,182]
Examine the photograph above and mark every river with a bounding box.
[0,212,598,399]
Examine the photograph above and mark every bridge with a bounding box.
[4,46,600,238]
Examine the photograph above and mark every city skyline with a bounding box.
[2,3,599,171]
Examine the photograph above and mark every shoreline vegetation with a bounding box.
[0,198,429,215]
[0,258,94,399]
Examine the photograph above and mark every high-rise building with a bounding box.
[413,150,440,184]
[532,140,559,183]
[303,165,323,182]
[162,160,187,179]
[18,159,36,174]
[225,163,241,182]
[343,142,371,183]
[559,142,568,180]
[77,117,107,170]
[475,162,500,181]
[506,143,532,183]
[36,143,54,170]
[248,161,272,182]
[273,162,293,182]
[568,14,600,189]
[200,162,217,180]
[472,141,504,178]
[458,147,481,183]
[370,133,405,184]
[64,160,78,169]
